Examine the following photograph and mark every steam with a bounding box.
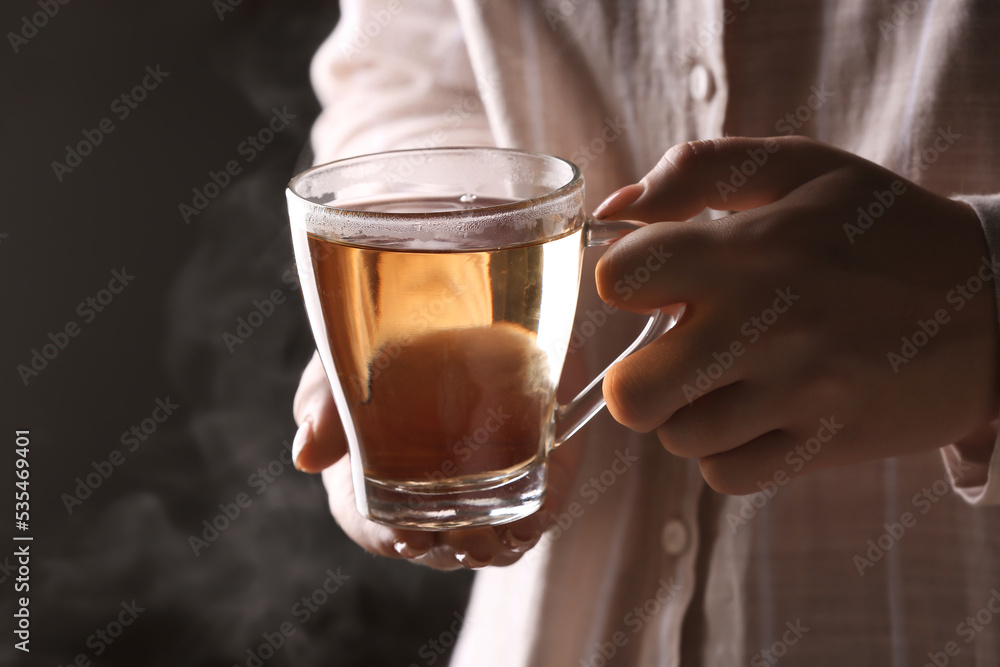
[3,7,475,665]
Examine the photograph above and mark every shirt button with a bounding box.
[689,63,714,101]
[661,519,688,556]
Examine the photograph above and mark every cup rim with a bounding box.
[286,146,584,220]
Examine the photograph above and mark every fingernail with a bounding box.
[292,419,313,471]
[593,183,645,219]
[454,550,494,570]
[393,540,430,559]
[499,527,540,553]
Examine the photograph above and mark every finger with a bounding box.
[437,527,510,570]
[322,453,540,569]
[594,215,727,310]
[603,308,752,432]
[402,528,531,570]
[611,136,852,222]
[656,380,789,459]
[410,527,529,570]
[434,474,569,568]
[496,518,543,556]
[431,444,583,568]
[697,429,800,496]
[293,351,348,472]
[321,455,441,562]
[595,137,855,312]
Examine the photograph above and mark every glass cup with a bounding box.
[287,147,675,529]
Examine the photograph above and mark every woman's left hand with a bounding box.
[593,136,999,494]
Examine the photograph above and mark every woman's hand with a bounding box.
[593,136,1000,494]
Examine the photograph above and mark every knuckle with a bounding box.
[657,139,721,179]
[655,419,701,458]
[603,362,652,432]
[661,141,700,174]
[698,455,755,495]
[801,363,851,411]
[742,206,809,257]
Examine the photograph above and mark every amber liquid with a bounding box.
[299,195,583,487]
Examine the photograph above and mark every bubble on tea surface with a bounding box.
[459,193,478,204]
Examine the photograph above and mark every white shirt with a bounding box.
[309,1,1000,664]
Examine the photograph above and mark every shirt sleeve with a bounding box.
[941,194,1000,505]
[307,0,494,165]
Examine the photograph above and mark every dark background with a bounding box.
[1,1,472,664]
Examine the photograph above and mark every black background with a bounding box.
[1,1,472,664]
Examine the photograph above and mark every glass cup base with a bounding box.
[362,462,547,530]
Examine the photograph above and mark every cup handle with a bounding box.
[552,217,683,447]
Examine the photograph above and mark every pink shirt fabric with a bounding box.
[308,1,1000,664]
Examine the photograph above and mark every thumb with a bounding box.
[292,351,349,473]
[597,136,850,222]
